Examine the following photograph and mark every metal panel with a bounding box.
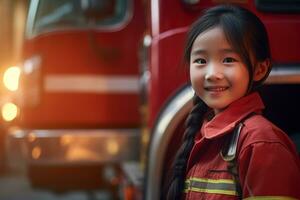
[6,128,140,171]
[145,86,194,200]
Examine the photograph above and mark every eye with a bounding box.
[223,57,237,63]
[194,58,206,65]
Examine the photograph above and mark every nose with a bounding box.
[205,62,224,81]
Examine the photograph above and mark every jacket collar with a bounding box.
[201,92,264,139]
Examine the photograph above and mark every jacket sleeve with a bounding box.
[238,141,300,199]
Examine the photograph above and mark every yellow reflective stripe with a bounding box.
[189,177,235,184]
[184,177,237,196]
[189,187,237,196]
[244,197,297,200]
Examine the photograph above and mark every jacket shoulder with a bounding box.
[239,114,296,152]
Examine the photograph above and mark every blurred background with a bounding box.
[0,0,27,69]
[0,0,27,169]
[0,0,143,199]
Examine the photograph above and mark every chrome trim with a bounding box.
[6,128,140,171]
[151,0,160,36]
[26,0,39,39]
[145,86,194,200]
[139,34,152,105]
[266,65,300,84]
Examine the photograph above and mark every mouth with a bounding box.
[204,86,229,92]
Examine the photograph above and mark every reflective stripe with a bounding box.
[244,197,298,200]
[44,75,139,94]
[185,177,237,196]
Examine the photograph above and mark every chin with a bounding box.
[207,104,228,114]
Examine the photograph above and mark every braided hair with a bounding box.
[166,95,208,199]
[166,4,271,199]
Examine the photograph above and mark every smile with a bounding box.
[204,86,229,92]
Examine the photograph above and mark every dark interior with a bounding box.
[259,84,300,153]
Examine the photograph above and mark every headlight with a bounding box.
[1,102,19,122]
[3,66,21,91]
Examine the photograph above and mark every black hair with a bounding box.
[184,4,271,91]
[166,4,271,199]
[166,94,208,200]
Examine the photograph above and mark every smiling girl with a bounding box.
[166,5,300,200]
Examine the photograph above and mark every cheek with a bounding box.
[190,67,205,91]
[228,69,250,93]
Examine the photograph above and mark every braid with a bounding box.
[166,94,208,200]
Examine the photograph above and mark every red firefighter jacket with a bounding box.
[184,92,300,200]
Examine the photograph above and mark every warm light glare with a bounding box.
[1,102,18,121]
[28,132,36,142]
[60,135,72,146]
[107,139,119,155]
[3,66,21,91]
[32,146,42,159]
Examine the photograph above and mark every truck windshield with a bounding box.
[27,0,129,37]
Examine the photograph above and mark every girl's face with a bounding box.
[190,26,250,114]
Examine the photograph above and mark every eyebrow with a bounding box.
[191,48,237,56]
[219,48,237,53]
[191,49,207,56]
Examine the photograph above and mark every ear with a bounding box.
[253,59,270,81]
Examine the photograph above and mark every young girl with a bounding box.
[166,5,300,200]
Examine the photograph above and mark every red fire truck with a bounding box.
[1,0,145,194]
[135,0,300,200]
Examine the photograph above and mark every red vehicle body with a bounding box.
[139,0,300,200]
[2,0,145,193]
